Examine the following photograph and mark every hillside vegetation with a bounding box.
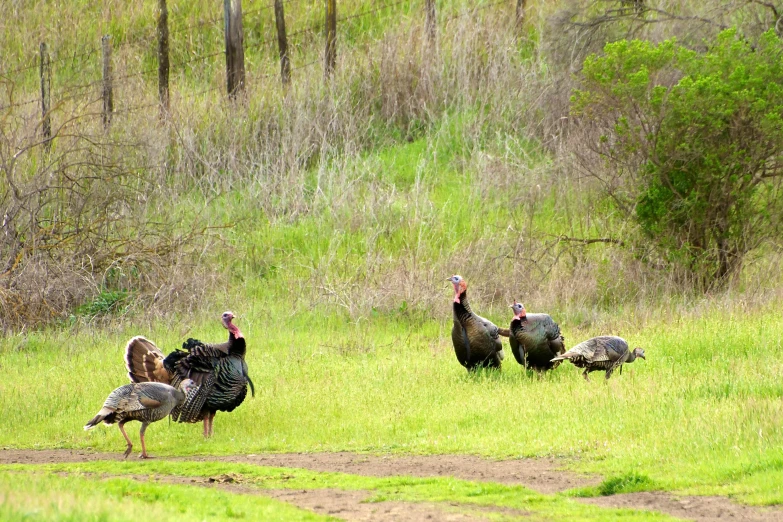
[1,0,782,327]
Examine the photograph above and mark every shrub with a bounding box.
[571,29,783,289]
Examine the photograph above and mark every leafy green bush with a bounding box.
[75,289,130,318]
[571,29,783,289]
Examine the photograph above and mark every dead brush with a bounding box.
[0,82,214,331]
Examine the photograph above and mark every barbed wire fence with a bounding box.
[0,0,512,133]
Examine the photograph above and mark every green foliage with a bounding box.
[568,472,657,498]
[75,289,130,318]
[598,473,656,496]
[568,472,658,501]
[572,29,783,288]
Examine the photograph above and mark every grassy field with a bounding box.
[3,0,783,520]
[2,296,783,514]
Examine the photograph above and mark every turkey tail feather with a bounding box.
[84,415,103,431]
[125,336,170,384]
[84,407,113,430]
[84,415,104,430]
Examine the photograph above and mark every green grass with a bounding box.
[0,470,332,521]
[2,303,783,509]
[570,473,659,498]
[0,463,678,521]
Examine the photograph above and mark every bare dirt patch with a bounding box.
[580,492,783,522]
[250,488,495,522]
[200,452,599,494]
[0,449,123,464]
[0,449,597,494]
[142,474,513,522]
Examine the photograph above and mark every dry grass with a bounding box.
[1,1,782,331]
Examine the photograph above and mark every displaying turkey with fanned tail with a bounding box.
[124,311,255,438]
[84,379,196,459]
[509,301,565,372]
[448,275,507,371]
[550,335,645,381]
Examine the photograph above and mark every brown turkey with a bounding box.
[448,275,508,371]
[84,379,196,458]
[551,336,645,381]
[124,311,254,438]
[509,301,565,372]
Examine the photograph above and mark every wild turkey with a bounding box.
[551,336,645,381]
[84,379,196,459]
[509,301,565,372]
[124,311,255,438]
[448,275,508,371]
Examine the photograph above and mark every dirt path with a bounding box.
[3,449,783,522]
[146,474,500,522]
[580,492,783,522]
[199,452,600,494]
[0,448,598,494]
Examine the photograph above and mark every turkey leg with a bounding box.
[139,423,150,459]
[207,412,216,437]
[118,422,133,458]
[203,417,209,438]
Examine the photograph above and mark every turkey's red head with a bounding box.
[447,275,467,304]
[633,347,646,360]
[221,310,244,339]
[510,301,526,321]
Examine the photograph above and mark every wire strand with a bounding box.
[338,0,409,23]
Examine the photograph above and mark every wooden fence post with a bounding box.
[157,0,170,115]
[39,42,51,148]
[274,0,291,87]
[224,0,246,98]
[324,0,336,80]
[515,0,526,28]
[425,0,436,48]
[101,35,113,129]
